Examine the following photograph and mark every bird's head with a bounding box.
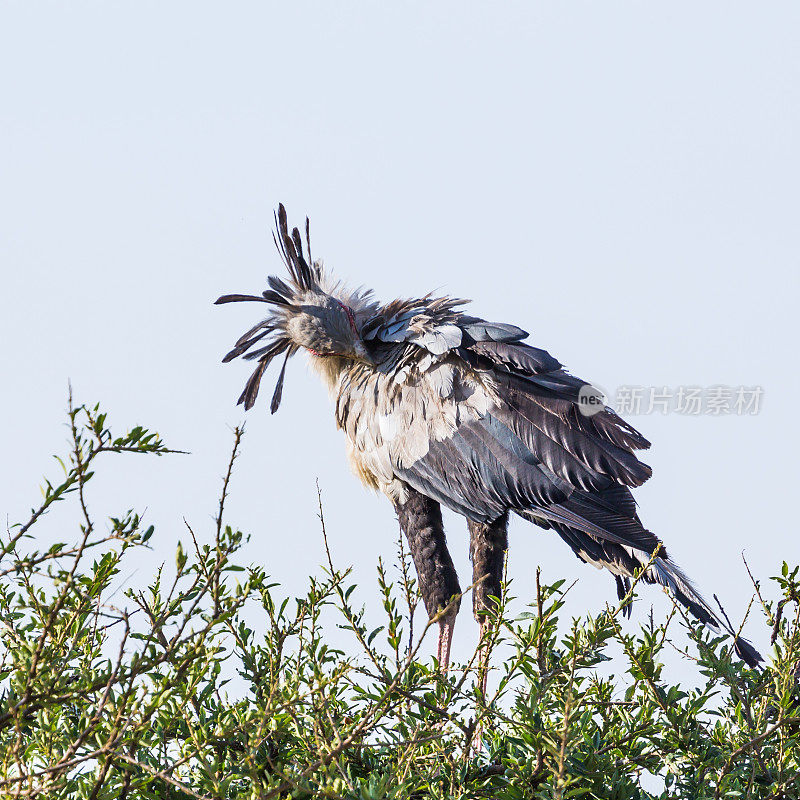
[215,204,377,412]
[284,288,373,363]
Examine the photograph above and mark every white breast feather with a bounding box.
[332,354,498,498]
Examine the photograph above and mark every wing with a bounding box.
[362,295,472,356]
[366,311,755,643]
[389,316,654,525]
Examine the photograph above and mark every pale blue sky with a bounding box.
[1,3,798,680]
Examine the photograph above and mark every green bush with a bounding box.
[1,399,798,799]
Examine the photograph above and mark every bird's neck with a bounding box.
[308,353,356,396]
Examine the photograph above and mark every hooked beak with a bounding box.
[352,340,375,366]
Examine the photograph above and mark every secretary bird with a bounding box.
[216,204,761,672]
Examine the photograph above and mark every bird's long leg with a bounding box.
[437,609,457,670]
[394,487,461,671]
[469,512,509,687]
[476,621,491,697]
[468,513,509,748]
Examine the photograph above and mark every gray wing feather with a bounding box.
[458,316,528,343]
[363,298,466,355]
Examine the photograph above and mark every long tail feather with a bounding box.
[521,494,763,668]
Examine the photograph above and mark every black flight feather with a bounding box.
[615,576,633,617]
[243,338,287,363]
[273,206,296,284]
[734,637,763,669]
[276,203,315,291]
[291,227,305,266]
[270,349,291,414]
[238,360,269,410]
[235,319,276,347]
[267,275,293,298]
[261,289,291,306]
[272,230,290,275]
[222,331,270,363]
[215,294,271,305]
